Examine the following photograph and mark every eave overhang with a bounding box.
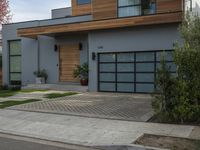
[17,11,183,39]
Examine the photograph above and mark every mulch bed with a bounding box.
[134,134,200,150]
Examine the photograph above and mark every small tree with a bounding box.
[174,13,200,106]
[152,12,200,124]
[152,56,177,122]
[0,0,11,25]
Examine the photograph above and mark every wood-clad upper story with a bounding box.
[18,0,184,38]
[92,0,118,20]
[72,0,183,19]
[72,0,92,16]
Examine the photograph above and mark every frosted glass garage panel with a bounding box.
[117,53,135,62]
[100,73,115,82]
[99,64,115,72]
[136,52,154,62]
[117,83,134,92]
[136,73,154,82]
[117,73,134,82]
[117,63,134,72]
[99,83,115,91]
[10,41,21,55]
[10,57,21,72]
[136,63,154,72]
[156,51,173,61]
[99,54,115,62]
[136,84,154,93]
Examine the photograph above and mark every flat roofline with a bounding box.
[51,7,71,11]
[17,11,182,38]
[2,14,91,26]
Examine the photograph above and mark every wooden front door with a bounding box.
[59,44,80,82]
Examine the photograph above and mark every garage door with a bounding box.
[98,50,176,93]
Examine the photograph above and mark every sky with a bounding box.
[9,0,71,23]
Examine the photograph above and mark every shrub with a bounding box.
[152,57,178,122]
[73,63,89,80]
[33,69,48,82]
[152,12,200,124]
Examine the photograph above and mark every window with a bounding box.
[118,0,156,17]
[9,40,21,85]
[77,0,91,5]
[142,0,156,15]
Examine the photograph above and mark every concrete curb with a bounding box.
[0,130,168,150]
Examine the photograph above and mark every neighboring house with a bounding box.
[0,31,2,54]
[0,32,2,85]
[185,0,200,14]
[2,0,200,93]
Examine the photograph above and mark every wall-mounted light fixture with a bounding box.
[92,52,96,61]
[79,43,83,51]
[54,44,58,52]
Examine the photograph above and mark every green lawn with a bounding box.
[0,99,41,109]
[0,90,18,98]
[44,92,78,99]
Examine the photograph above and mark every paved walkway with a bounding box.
[9,93,153,122]
[0,109,199,148]
[0,91,67,102]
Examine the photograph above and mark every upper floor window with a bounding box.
[77,0,91,5]
[118,0,156,18]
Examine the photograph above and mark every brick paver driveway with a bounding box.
[9,93,153,122]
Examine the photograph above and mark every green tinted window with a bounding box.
[9,40,21,85]
[10,41,21,55]
[10,56,21,72]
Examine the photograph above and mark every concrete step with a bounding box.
[22,84,88,92]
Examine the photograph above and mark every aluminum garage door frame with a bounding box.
[98,50,176,93]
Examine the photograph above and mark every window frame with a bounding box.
[117,0,157,18]
[8,40,22,85]
[76,0,91,5]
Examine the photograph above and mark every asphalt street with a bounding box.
[0,133,100,150]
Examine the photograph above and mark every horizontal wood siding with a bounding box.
[92,0,117,20]
[72,0,92,16]
[157,0,183,13]
[18,12,182,38]
[59,44,80,82]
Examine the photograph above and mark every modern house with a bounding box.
[2,0,200,93]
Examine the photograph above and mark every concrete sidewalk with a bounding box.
[0,109,199,148]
